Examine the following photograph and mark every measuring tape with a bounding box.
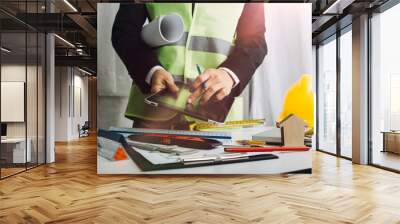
[191,119,265,131]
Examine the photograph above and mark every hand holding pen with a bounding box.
[187,64,235,105]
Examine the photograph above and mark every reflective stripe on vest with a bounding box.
[162,32,233,56]
[125,3,244,121]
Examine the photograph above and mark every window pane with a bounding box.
[318,37,337,154]
[340,29,352,158]
[371,3,400,171]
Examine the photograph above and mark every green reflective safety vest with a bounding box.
[125,3,244,122]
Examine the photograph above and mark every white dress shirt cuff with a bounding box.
[219,67,240,88]
[145,65,165,85]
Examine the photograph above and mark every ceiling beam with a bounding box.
[55,55,96,71]
[51,0,97,47]
[322,0,356,14]
[67,13,97,44]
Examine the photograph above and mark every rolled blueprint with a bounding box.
[141,13,184,47]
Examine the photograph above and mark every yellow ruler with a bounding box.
[191,119,265,131]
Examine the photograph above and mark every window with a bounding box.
[339,28,352,158]
[389,74,400,130]
[317,26,353,159]
[318,36,337,154]
[370,2,400,171]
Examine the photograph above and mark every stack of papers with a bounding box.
[252,127,282,144]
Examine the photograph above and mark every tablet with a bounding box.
[145,82,234,123]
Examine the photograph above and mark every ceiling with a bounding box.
[0,0,393,74]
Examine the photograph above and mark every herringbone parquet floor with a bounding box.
[1,135,400,224]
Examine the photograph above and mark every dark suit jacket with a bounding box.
[112,3,267,97]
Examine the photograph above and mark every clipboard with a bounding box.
[98,129,279,171]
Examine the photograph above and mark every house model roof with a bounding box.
[276,114,307,128]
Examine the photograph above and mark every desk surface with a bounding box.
[97,126,312,174]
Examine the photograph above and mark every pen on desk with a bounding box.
[224,146,310,153]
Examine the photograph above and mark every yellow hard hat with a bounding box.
[277,74,314,132]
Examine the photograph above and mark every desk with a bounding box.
[1,138,31,164]
[97,126,312,174]
[382,131,400,154]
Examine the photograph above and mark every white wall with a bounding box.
[1,65,40,137]
[97,3,133,130]
[1,63,47,163]
[72,74,89,137]
[55,67,68,141]
[250,4,313,125]
[1,65,27,140]
[54,67,89,141]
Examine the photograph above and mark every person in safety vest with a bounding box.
[112,3,267,129]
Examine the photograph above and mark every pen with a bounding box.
[224,146,310,153]
[196,64,207,89]
[196,64,203,75]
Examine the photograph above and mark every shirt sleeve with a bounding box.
[219,67,240,88]
[219,3,268,97]
[145,66,166,85]
[111,4,162,93]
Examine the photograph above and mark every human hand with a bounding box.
[187,68,234,105]
[151,69,179,93]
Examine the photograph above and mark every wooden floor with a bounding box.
[1,167,26,178]
[1,135,400,224]
[373,150,400,171]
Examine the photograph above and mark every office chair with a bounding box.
[79,121,90,138]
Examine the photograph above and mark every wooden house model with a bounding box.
[276,114,307,147]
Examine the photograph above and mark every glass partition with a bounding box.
[1,30,28,177]
[0,1,46,179]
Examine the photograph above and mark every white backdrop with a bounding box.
[97,3,313,129]
[250,4,312,125]
[98,4,133,129]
